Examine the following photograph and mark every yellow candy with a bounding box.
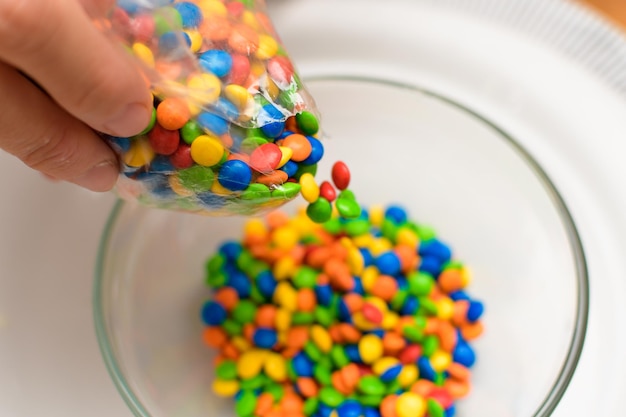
[369,205,384,227]
[358,334,383,364]
[274,282,298,312]
[187,73,221,106]
[273,257,296,280]
[396,392,427,417]
[132,43,154,67]
[196,0,227,16]
[436,298,455,320]
[242,10,260,30]
[124,137,154,167]
[365,297,389,314]
[289,215,316,235]
[361,266,379,292]
[250,59,265,76]
[190,135,224,166]
[310,325,333,353]
[212,379,240,397]
[299,173,320,203]
[430,350,452,373]
[352,312,377,332]
[169,175,194,197]
[231,336,251,353]
[372,357,400,376]
[256,34,279,60]
[369,238,393,256]
[264,353,288,381]
[397,364,419,387]
[347,247,365,276]
[274,308,292,331]
[381,311,399,330]
[184,29,203,53]
[237,350,266,379]
[396,227,419,248]
[352,234,374,248]
[266,78,280,101]
[244,218,267,239]
[224,84,252,111]
[211,176,234,195]
[277,330,288,346]
[276,146,293,168]
[272,226,299,250]
[461,266,473,286]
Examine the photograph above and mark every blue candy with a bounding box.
[338,299,352,322]
[149,155,176,173]
[199,50,233,77]
[215,97,239,120]
[314,284,333,306]
[280,160,298,177]
[401,295,420,315]
[301,136,324,165]
[174,2,203,28]
[317,404,334,417]
[197,192,226,209]
[158,31,190,56]
[292,352,314,377]
[338,400,362,417]
[385,205,407,224]
[201,301,226,325]
[197,112,229,136]
[227,271,251,298]
[417,356,436,381]
[376,251,402,275]
[449,290,470,301]
[467,300,484,322]
[380,364,403,382]
[219,241,242,261]
[359,248,374,267]
[257,271,277,298]
[363,407,382,417]
[108,136,131,153]
[419,256,443,276]
[218,160,252,191]
[352,277,365,295]
[419,239,452,263]
[453,341,476,368]
[371,329,385,338]
[259,105,285,138]
[344,344,361,362]
[445,405,456,417]
[253,328,278,349]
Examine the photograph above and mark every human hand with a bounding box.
[0,0,152,191]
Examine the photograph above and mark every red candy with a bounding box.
[170,144,193,169]
[268,56,294,86]
[362,302,383,324]
[429,388,454,409]
[331,161,350,190]
[130,14,155,43]
[249,143,282,174]
[399,344,422,364]
[226,1,245,18]
[229,54,251,85]
[319,181,336,202]
[148,124,180,155]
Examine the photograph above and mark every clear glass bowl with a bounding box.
[94,76,587,417]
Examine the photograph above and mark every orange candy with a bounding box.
[410,380,435,397]
[202,326,227,348]
[266,210,290,230]
[370,275,398,301]
[156,97,190,130]
[229,24,260,54]
[461,321,484,340]
[382,331,406,355]
[296,289,317,312]
[213,287,239,311]
[394,244,419,272]
[437,321,458,353]
[281,392,304,413]
[255,393,275,416]
[452,300,470,327]
[331,371,351,395]
[255,305,278,328]
[447,362,471,381]
[286,326,309,349]
[200,16,231,41]
[342,293,364,312]
[438,269,464,293]
[296,378,319,398]
[328,325,343,344]
[281,134,312,161]
[256,170,288,187]
[380,395,399,417]
[340,363,360,391]
[338,323,362,344]
[444,379,471,399]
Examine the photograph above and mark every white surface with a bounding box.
[1,0,626,416]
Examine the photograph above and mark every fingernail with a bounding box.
[103,102,151,137]
[72,160,119,192]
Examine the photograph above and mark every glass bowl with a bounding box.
[94,76,587,417]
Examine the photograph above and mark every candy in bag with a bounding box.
[102,0,323,215]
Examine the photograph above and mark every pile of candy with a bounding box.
[103,0,321,215]
[201,197,485,417]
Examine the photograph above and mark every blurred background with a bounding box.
[582,0,626,26]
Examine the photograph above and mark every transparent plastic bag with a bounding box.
[102,0,322,215]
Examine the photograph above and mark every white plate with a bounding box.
[1,0,625,415]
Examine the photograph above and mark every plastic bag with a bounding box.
[102,0,322,215]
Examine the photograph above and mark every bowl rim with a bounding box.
[93,77,589,417]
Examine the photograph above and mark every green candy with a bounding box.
[241,183,272,201]
[304,341,323,361]
[386,380,402,395]
[434,371,445,386]
[427,399,445,417]
[408,272,434,296]
[358,395,384,407]
[344,219,370,236]
[236,250,255,272]
[245,127,269,139]
[306,198,332,223]
[303,397,320,417]
[422,335,439,357]
[294,163,318,181]
[222,319,242,337]
[295,111,319,135]
[313,364,332,386]
[287,360,298,381]
[335,197,361,219]
[403,325,424,343]
[357,376,386,396]
[205,254,225,276]
[337,189,356,201]
[322,218,343,234]
[249,285,266,304]
[235,390,257,417]
[271,183,301,199]
[205,269,226,288]
[154,7,182,35]
[416,225,437,241]
[419,298,439,316]
[240,136,268,153]
[239,374,266,390]
[292,312,315,325]
[181,120,204,144]
[266,383,284,402]
[177,166,214,193]
[293,266,318,288]
[245,260,269,278]
[231,300,257,324]
[390,289,409,312]
[138,108,157,136]
[381,219,399,241]
[314,306,333,327]
[330,345,350,368]
[318,387,344,408]
[317,356,332,370]
[216,360,238,380]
